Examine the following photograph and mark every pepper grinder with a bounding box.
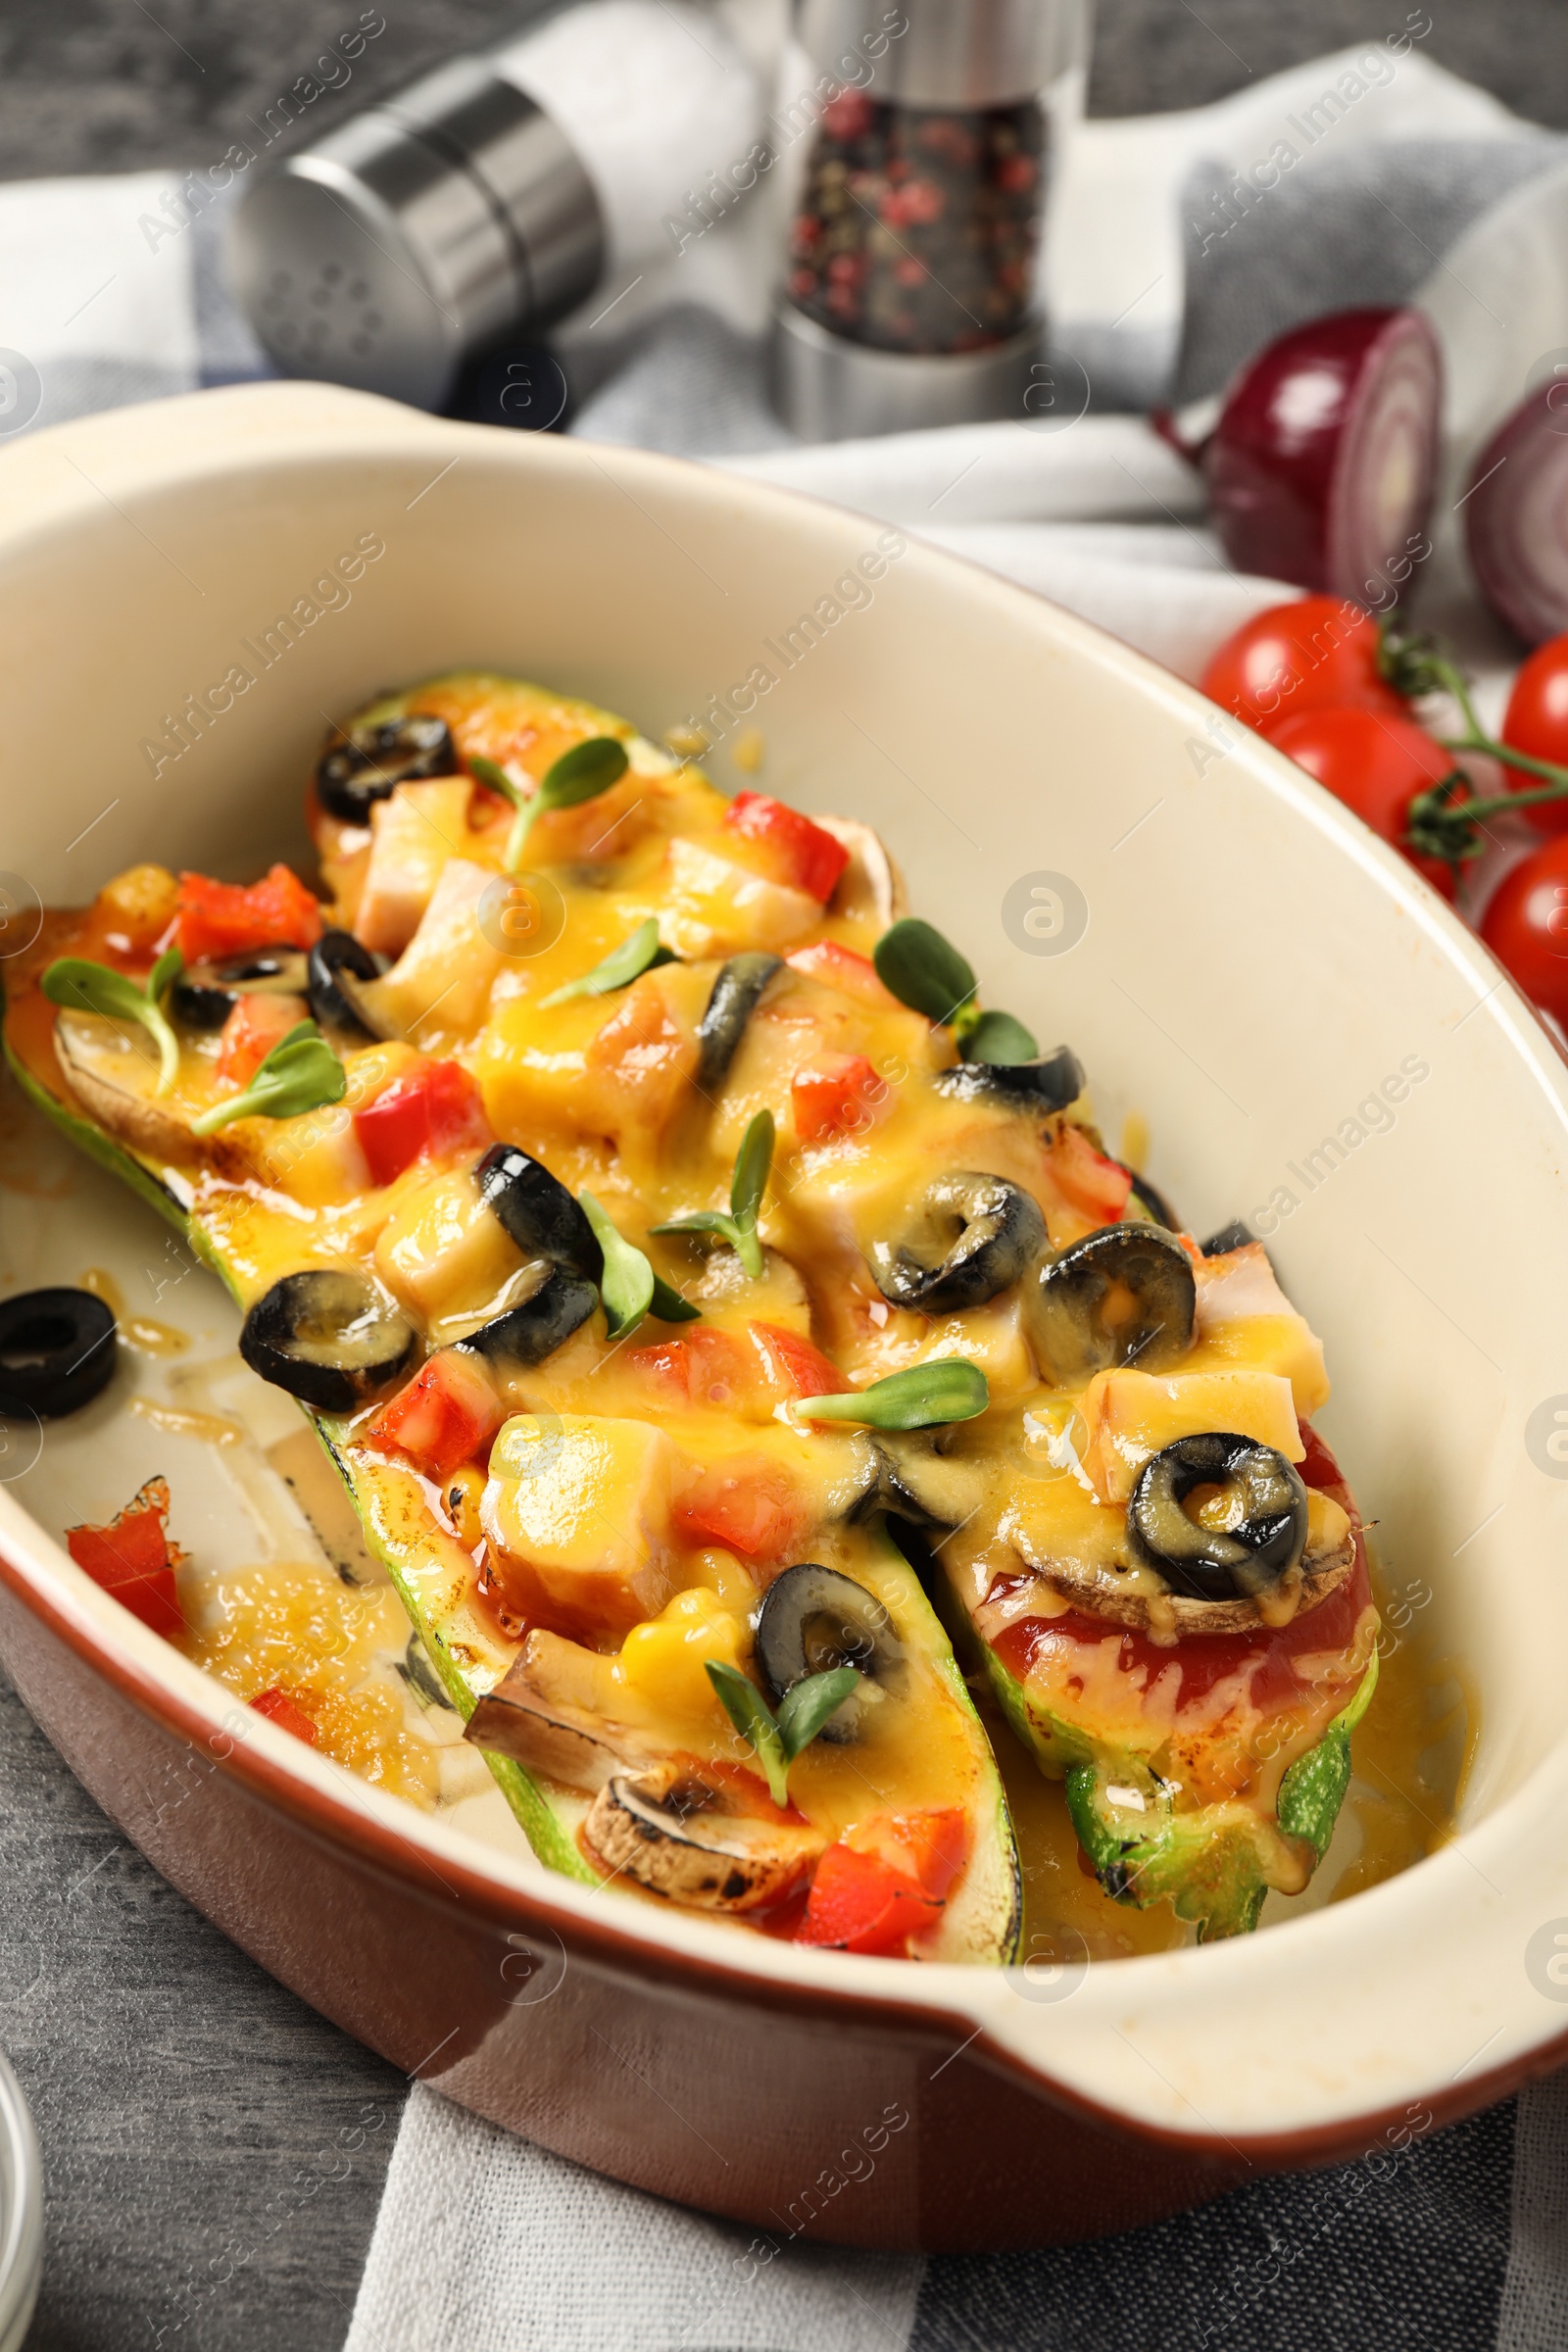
[769,0,1091,439]
[228,0,764,413]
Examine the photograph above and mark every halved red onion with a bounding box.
[1163,309,1443,601]
[1463,386,1568,646]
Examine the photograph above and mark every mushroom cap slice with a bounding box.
[54,1013,201,1164]
[465,1654,664,1791]
[996,1518,1356,1642]
[584,1763,825,1910]
[814,815,906,928]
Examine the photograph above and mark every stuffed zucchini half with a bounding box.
[7,669,1375,1952]
[6,674,1023,1962]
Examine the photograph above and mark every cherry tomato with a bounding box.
[1480,835,1568,1024]
[1200,596,1406,740]
[1500,633,1568,834]
[1267,705,1463,901]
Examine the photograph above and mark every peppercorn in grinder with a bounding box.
[770,0,1091,438]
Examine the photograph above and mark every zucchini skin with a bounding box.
[982,1636,1378,1943]
[9,1031,1020,1957]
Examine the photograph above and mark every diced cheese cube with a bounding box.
[372,1164,521,1323]
[659,835,820,958]
[355,779,476,956]
[482,1415,679,1637]
[1080,1367,1303,1506]
[372,858,505,1041]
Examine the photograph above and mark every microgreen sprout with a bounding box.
[705,1659,862,1808]
[652,1108,773,1279]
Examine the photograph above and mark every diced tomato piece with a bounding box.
[1050,1124,1133,1224]
[675,1456,804,1561]
[791,1053,890,1143]
[67,1474,184,1636]
[848,1807,969,1900]
[797,1841,942,1954]
[364,1348,504,1481]
[723,794,849,903]
[175,863,322,963]
[353,1058,491,1187]
[784,940,898,1008]
[748,1321,847,1401]
[624,1328,748,1408]
[214,992,307,1085]
[249,1686,320,1744]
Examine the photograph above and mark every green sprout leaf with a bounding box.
[580,1191,655,1340]
[873,918,975,1026]
[705,1658,861,1808]
[798,1356,990,1431]
[539,917,675,1008]
[475,738,630,872]
[650,1275,702,1324]
[962,1007,1040,1065]
[42,948,186,1096]
[652,1108,774,1281]
[190,1020,345,1135]
[872,918,1037,1064]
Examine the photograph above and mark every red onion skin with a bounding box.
[1202,308,1441,598]
[1465,389,1568,647]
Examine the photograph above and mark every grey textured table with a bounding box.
[0,4,1561,2348]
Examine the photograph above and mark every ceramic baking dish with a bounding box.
[1,381,1565,2250]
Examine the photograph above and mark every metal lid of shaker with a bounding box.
[796,0,1084,110]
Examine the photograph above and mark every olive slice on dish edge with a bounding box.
[316,713,458,823]
[1032,1222,1197,1383]
[0,1287,118,1417]
[239,1270,416,1413]
[1126,1432,1309,1603]
[932,1043,1085,1110]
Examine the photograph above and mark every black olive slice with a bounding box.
[1032,1222,1196,1383]
[474,1145,602,1281]
[871,1171,1047,1315]
[307,928,393,1044]
[1126,1432,1308,1602]
[1200,1218,1255,1257]
[456,1267,598,1371]
[932,1044,1084,1110]
[863,1438,988,1532]
[172,949,310,1031]
[754,1562,904,1743]
[695,954,782,1094]
[316,713,458,823]
[239,1271,416,1413]
[0,1288,118,1417]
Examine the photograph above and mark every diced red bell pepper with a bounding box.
[748,1321,847,1401]
[623,1328,748,1408]
[797,1842,942,1955]
[723,793,849,903]
[791,1053,890,1144]
[675,1456,804,1561]
[175,863,323,963]
[784,940,898,1008]
[363,1348,504,1482]
[353,1058,491,1187]
[1050,1124,1133,1225]
[851,1807,969,1900]
[249,1686,319,1745]
[67,1474,184,1636]
[215,992,307,1086]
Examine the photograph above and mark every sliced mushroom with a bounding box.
[456,1264,598,1371]
[695,953,782,1094]
[54,1014,200,1162]
[1031,1223,1196,1384]
[240,1269,417,1412]
[583,1761,825,1909]
[754,1562,905,1742]
[474,1144,603,1281]
[172,949,310,1032]
[307,928,395,1044]
[465,1651,663,1789]
[1127,1433,1309,1603]
[870,1171,1046,1315]
[933,1044,1085,1111]
[813,815,906,927]
[316,712,458,823]
[1002,1508,1354,1641]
